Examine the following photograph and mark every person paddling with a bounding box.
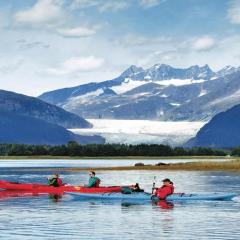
[48,174,63,187]
[153,178,174,200]
[131,183,144,192]
[85,171,101,188]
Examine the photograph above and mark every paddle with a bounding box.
[151,176,156,194]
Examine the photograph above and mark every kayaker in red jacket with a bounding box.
[154,178,174,200]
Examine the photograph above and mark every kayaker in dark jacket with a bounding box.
[131,183,144,192]
[154,178,174,199]
[48,174,63,187]
[85,171,101,188]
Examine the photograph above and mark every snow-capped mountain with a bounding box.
[125,64,215,81]
[39,64,240,121]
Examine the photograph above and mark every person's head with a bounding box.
[54,173,59,178]
[89,171,95,177]
[162,178,172,186]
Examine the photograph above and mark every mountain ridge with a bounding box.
[38,64,240,121]
[0,89,91,128]
[0,110,104,145]
[186,104,240,147]
[0,90,106,145]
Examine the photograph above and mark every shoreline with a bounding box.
[3,160,240,172]
[0,155,233,160]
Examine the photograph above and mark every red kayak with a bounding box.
[0,180,122,194]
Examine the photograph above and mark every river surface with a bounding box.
[0,159,239,240]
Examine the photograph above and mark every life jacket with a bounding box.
[57,178,63,186]
[156,185,174,199]
[49,177,63,187]
[95,178,100,187]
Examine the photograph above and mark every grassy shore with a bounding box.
[97,159,240,171]
[63,159,240,171]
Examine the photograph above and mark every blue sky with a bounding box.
[0,0,240,96]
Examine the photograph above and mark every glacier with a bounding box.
[70,119,206,146]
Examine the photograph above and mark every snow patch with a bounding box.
[144,75,151,80]
[111,78,206,95]
[199,89,207,97]
[111,79,146,94]
[112,104,121,108]
[154,79,205,86]
[63,89,103,108]
[170,103,181,106]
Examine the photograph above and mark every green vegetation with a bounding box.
[0,141,227,157]
[231,147,240,156]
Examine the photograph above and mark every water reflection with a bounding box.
[153,200,174,210]
[48,194,62,203]
[0,190,43,200]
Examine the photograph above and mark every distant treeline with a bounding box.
[231,147,240,156]
[0,142,228,157]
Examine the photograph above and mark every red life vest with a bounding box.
[57,178,63,186]
[155,185,174,199]
[95,178,101,187]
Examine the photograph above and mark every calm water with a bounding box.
[0,161,239,239]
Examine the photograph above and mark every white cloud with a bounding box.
[57,26,97,37]
[228,0,240,24]
[71,0,165,11]
[139,0,166,8]
[48,56,105,75]
[14,1,99,38]
[15,0,63,24]
[70,0,130,12]
[70,0,99,9]
[98,1,130,12]
[192,36,216,51]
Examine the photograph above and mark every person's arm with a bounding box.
[85,178,96,188]
[48,178,55,186]
[152,188,158,195]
